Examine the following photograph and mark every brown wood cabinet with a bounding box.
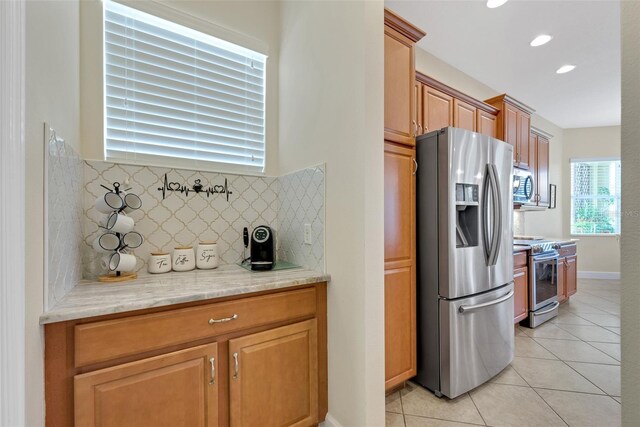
[477,109,498,138]
[558,245,578,303]
[75,343,219,427]
[423,84,453,134]
[415,72,498,138]
[383,9,423,392]
[44,284,328,427]
[453,98,477,132]
[513,252,529,323]
[526,129,551,207]
[229,320,318,427]
[384,9,425,146]
[485,94,535,169]
[384,142,416,390]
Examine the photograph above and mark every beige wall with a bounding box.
[621,1,640,423]
[279,1,385,425]
[562,126,621,274]
[80,0,281,175]
[25,1,81,425]
[415,48,565,239]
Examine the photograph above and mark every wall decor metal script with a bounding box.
[157,173,233,201]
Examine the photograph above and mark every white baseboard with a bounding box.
[320,413,343,427]
[578,271,621,280]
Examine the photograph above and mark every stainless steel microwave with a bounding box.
[513,168,534,204]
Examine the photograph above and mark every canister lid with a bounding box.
[174,246,193,250]
[199,241,217,245]
[150,252,169,256]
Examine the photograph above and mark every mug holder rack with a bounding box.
[97,181,140,283]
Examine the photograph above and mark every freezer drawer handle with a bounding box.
[534,301,560,316]
[458,289,514,313]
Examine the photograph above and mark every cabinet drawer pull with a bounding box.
[209,357,215,385]
[514,272,525,278]
[418,124,423,135]
[233,352,239,380]
[412,120,417,136]
[208,314,238,325]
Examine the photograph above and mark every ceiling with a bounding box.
[385,0,620,129]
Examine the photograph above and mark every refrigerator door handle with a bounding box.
[488,164,503,266]
[458,289,515,313]
[482,165,492,263]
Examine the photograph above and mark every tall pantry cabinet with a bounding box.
[384,9,425,391]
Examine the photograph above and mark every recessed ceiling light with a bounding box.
[487,0,509,8]
[556,65,576,74]
[530,35,553,47]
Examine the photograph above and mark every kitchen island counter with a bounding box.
[40,265,330,324]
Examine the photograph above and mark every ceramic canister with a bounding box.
[172,246,195,272]
[148,252,171,274]
[196,242,219,270]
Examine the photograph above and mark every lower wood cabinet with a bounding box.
[45,284,328,427]
[75,344,219,427]
[229,320,318,427]
[513,267,529,323]
[558,245,578,303]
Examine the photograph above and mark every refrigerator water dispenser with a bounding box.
[455,183,479,248]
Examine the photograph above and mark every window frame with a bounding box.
[569,157,621,237]
[101,0,269,176]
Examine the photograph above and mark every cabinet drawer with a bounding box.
[558,244,577,257]
[513,251,528,268]
[75,287,317,367]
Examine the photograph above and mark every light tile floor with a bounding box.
[386,279,621,427]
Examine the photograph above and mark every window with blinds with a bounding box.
[104,1,267,173]
[570,159,621,235]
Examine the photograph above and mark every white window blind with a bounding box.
[570,159,621,235]
[104,1,267,173]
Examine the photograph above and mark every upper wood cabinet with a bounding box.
[384,9,425,146]
[453,98,477,132]
[485,94,535,169]
[423,85,453,133]
[536,133,550,206]
[416,72,498,138]
[477,109,498,138]
[229,320,318,427]
[529,129,551,207]
[75,343,219,427]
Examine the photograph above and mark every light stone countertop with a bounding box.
[40,265,330,324]
[513,238,579,253]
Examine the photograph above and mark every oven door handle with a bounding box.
[533,254,559,263]
[458,289,515,313]
[535,301,560,316]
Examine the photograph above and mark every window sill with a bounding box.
[570,234,620,238]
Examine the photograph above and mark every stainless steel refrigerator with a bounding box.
[415,127,514,399]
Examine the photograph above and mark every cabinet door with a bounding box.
[537,136,550,206]
[75,343,218,427]
[453,98,477,132]
[529,132,538,199]
[414,81,423,136]
[385,27,415,146]
[423,85,453,134]
[385,266,416,389]
[384,142,416,390]
[229,320,318,427]
[384,143,415,264]
[504,103,519,163]
[566,255,577,297]
[514,267,529,323]
[557,256,567,303]
[517,112,531,170]
[477,110,497,138]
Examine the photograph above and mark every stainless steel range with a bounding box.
[514,238,561,328]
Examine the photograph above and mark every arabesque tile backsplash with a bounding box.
[81,161,325,279]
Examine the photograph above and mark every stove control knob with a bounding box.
[552,243,561,250]
[532,246,542,254]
